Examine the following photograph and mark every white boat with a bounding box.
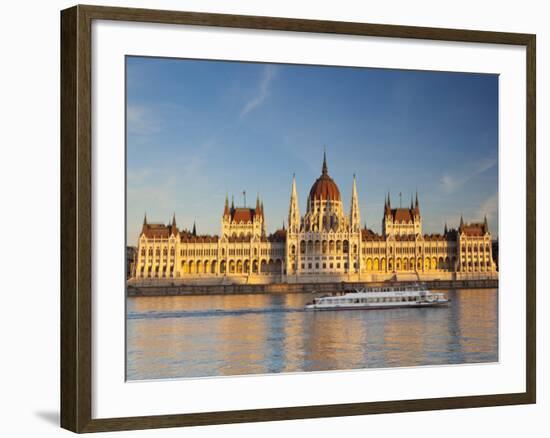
[304,284,450,311]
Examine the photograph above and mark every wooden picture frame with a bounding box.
[60,4,536,433]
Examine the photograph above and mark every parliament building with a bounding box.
[130,154,498,284]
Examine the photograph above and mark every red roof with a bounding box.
[268,229,287,242]
[231,208,256,223]
[423,234,445,241]
[392,208,414,223]
[309,174,341,201]
[361,228,384,241]
[308,154,341,201]
[461,224,485,236]
[141,223,177,238]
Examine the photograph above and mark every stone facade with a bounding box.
[130,154,497,285]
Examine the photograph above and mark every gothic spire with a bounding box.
[288,173,300,234]
[460,214,464,228]
[444,222,448,234]
[192,221,197,236]
[415,190,419,209]
[322,148,328,175]
[224,193,230,216]
[350,174,360,231]
[172,212,176,227]
[231,195,234,211]
[484,214,489,231]
[143,212,147,226]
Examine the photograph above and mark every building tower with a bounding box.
[350,174,360,233]
[288,174,300,234]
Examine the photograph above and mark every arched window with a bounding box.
[170,248,175,256]
[343,240,349,254]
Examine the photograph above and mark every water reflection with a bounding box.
[126,288,498,380]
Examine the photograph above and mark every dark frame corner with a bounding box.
[61,4,536,433]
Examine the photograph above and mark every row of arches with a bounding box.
[138,258,284,278]
[295,239,354,255]
[363,256,457,272]
[461,243,491,252]
[180,258,284,275]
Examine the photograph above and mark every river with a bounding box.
[126,288,498,380]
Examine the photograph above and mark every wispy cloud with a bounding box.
[127,104,162,136]
[240,66,277,118]
[479,192,498,222]
[440,155,497,193]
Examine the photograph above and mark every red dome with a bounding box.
[308,153,341,201]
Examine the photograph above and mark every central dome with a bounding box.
[308,153,341,201]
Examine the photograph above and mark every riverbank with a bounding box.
[127,278,498,297]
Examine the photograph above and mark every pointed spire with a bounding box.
[460,214,464,228]
[192,221,197,236]
[231,195,234,210]
[282,220,286,230]
[288,173,300,233]
[484,214,489,232]
[415,190,419,209]
[385,192,391,216]
[143,212,147,226]
[172,212,176,227]
[444,222,448,234]
[224,193,230,216]
[350,174,360,230]
[322,148,328,175]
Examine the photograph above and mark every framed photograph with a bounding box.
[60,4,536,433]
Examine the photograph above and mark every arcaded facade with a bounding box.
[130,155,497,284]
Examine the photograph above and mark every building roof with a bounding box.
[361,228,385,241]
[423,234,446,241]
[180,234,219,243]
[231,208,257,223]
[460,223,486,236]
[268,228,287,242]
[141,223,177,239]
[391,208,414,223]
[308,152,341,202]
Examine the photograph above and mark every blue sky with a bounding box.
[126,56,498,245]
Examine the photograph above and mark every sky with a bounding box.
[126,56,498,246]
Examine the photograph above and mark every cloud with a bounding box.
[127,104,162,136]
[240,66,277,118]
[440,155,497,193]
[127,168,152,183]
[479,192,498,222]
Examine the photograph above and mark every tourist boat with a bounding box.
[304,284,450,311]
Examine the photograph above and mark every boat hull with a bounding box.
[305,300,450,311]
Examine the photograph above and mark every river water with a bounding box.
[126,288,498,380]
